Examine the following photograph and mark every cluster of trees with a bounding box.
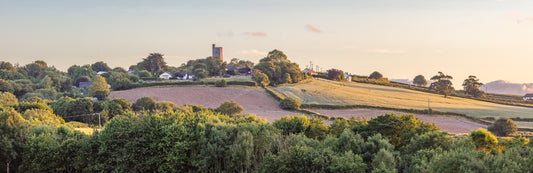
[2,97,532,172]
[411,72,486,98]
[253,50,309,86]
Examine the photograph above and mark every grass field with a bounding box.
[274,78,533,127]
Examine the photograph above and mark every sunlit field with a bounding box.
[274,78,533,127]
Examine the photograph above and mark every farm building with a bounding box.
[524,93,533,100]
[302,68,317,75]
[159,72,175,80]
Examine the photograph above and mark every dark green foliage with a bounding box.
[0,79,14,94]
[215,79,227,87]
[74,76,89,87]
[280,97,301,110]
[253,49,303,85]
[327,68,345,81]
[68,65,94,84]
[132,97,156,111]
[91,61,111,72]
[413,75,427,87]
[10,101,53,113]
[281,73,292,84]
[10,79,34,98]
[488,117,517,136]
[463,75,485,98]
[142,53,168,74]
[252,70,270,87]
[50,97,93,117]
[103,71,133,90]
[369,71,383,79]
[430,71,455,98]
[215,100,243,116]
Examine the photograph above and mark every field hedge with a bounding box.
[122,80,257,90]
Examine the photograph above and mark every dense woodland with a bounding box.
[1,50,533,172]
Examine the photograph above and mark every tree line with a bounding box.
[1,95,532,172]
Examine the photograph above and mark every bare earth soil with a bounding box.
[314,109,487,134]
[110,86,487,134]
[109,86,296,122]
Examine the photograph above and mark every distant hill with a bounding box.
[482,80,533,96]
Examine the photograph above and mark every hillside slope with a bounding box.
[274,78,533,127]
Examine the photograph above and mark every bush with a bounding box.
[215,79,227,87]
[132,97,156,111]
[215,100,243,116]
[488,117,517,136]
[280,97,301,110]
[155,101,176,112]
[273,114,309,135]
[369,71,383,79]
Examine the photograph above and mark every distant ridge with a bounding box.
[482,80,533,95]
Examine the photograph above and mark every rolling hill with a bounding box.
[274,78,533,128]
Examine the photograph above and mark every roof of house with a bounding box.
[524,93,533,97]
[79,82,92,88]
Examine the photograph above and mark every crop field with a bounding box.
[274,78,533,127]
[109,86,296,122]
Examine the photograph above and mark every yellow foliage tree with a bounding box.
[89,75,110,100]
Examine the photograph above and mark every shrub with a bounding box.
[488,117,517,136]
[215,79,227,87]
[215,100,243,116]
[0,79,14,94]
[273,114,309,135]
[470,128,498,152]
[132,97,156,111]
[155,101,176,112]
[369,71,383,79]
[280,97,301,110]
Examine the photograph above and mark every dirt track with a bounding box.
[314,109,487,134]
[110,86,487,134]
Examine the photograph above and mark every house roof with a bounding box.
[524,93,533,97]
[79,82,92,88]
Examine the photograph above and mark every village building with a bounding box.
[523,93,533,100]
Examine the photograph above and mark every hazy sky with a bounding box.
[1,0,532,85]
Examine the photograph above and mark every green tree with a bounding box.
[91,61,111,72]
[0,61,16,72]
[88,76,110,100]
[488,117,517,136]
[37,75,53,89]
[10,79,34,98]
[281,73,292,84]
[142,53,168,74]
[155,101,176,112]
[253,49,303,85]
[280,97,301,110]
[215,100,244,116]
[132,97,156,111]
[0,92,18,106]
[273,114,309,135]
[0,79,14,94]
[67,65,94,84]
[0,108,29,173]
[215,79,227,87]
[413,75,427,87]
[252,70,270,87]
[371,148,397,173]
[327,68,345,81]
[369,71,383,79]
[462,75,485,97]
[430,72,454,98]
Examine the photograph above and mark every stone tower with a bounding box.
[212,44,223,61]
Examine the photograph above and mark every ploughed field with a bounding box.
[275,78,533,128]
[110,86,489,133]
[110,86,295,122]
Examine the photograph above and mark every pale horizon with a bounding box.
[1,0,532,85]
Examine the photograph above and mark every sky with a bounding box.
[1,0,533,85]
